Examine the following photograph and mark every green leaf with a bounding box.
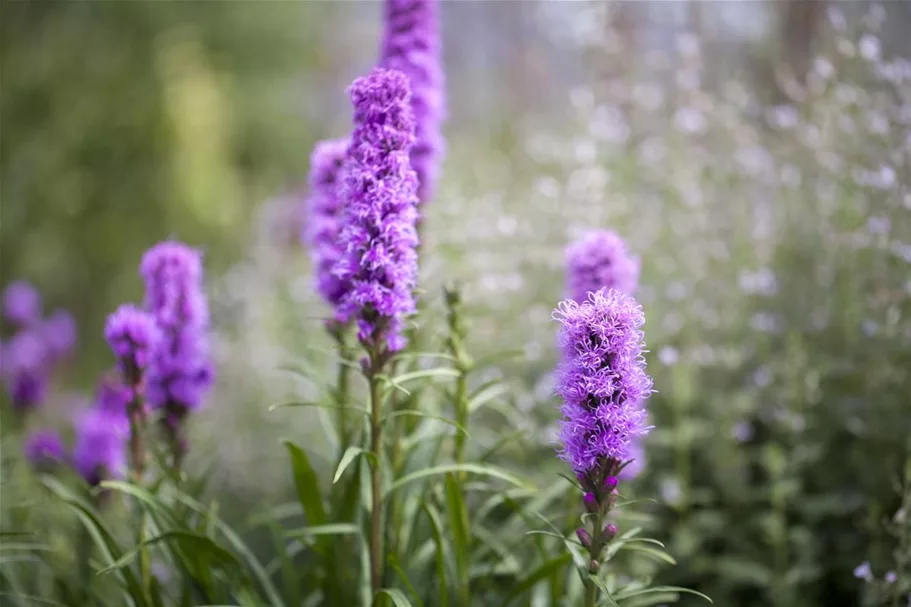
[382,410,469,437]
[590,575,620,607]
[172,493,286,607]
[386,464,531,498]
[334,447,369,484]
[615,586,712,604]
[525,530,583,546]
[99,530,239,575]
[421,502,450,607]
[0,592,70,606]
[285,523,360,539]
[375,588,413,607]
[469,348,524,371]
[616,544,677,565]
[444,474,471,603]
[381,367,460,397]
[282,440,327,526]
[503,553,572,605]
[467,381,509,413]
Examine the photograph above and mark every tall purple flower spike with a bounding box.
[141,241,213,414]
[565,230,640,303]
[380,0,445,205]
[2,281,42,328]
[334,67,420,353]
[304,138,352,313]
[72,408,128,486]
[554,288,653,480]
[1,331,50,410]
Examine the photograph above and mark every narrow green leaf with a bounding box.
[444,474,470,603]
[375,588,413,607]
[388,553,425,607]
[285,523,360,539]
[469,348,524,371]
[467,382,509,413]
[525,530,583,546]
[282,440,327,526]
[421,502,450,607]
[615,586,712,603]
[382,410,469,436]
[616,544,676,565]
[98,530,239,575]
[334,447,368,484]
[590,575,620,607]
[386,464,531,498]
[503,553,572,605]
[0,592,70,606]
[389,367,460,385]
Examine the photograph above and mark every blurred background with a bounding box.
[2,2,910,606]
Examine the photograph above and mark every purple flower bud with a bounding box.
[885,571,897,584]
[565,230,640,303]
[334,67,420,353]
[604,476,618,491]
[380,0,446,205]
[105,305,161,383]
[576,528,592,548]
[72,409,128,486]
[584,492,598,512]
[2,281,42,328]
[554,289,653,476]
[24,430,65,470]
[304,138,352,313]
[601,523,618,542]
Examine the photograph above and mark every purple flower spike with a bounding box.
[2,281,42,328]
[554,289,653,477]
[141,241,213,413]
[95,376,132,420]
[24,429,65,470]
[565,230,640,303]
[304,138,352,312]
[105,305,160,382]
[72,409,128,486]
[1,332,50,410]
[380,0,446,205]
[334,67,420,353]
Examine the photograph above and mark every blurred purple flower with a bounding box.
[104,304,160,383]
[72,409,128,485]
[95,376,132,420]
[1,331,50,410]
[854,561,873,582]
[380,0,446,205]
[885,571,898,584]
[2,281,42,328]
[39,309,77,363]
[554,288,653,478]
[24,429,65,470]
[303,138,352,312]
[334,67,420,353]
[141,241,213,413]
[566,229,640,304]
[618,440,645,481]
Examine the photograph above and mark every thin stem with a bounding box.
[892,444,911,607]
[126,383,152,598]
[584,509,605,607]
[368,347,384,595]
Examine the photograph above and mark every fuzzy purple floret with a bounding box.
[105,304,161,380]
[380,0,445,205]
[1,331,50,410]
[24,429,65,468]
[40,309,77,363]
[334,67,420,352]
[554,288,653,476]
[565,230,640,303]
[2,281,42,328]
[72,409,128,485]
[304,138,352,311]
[141,242,213,413]
[95,377,132,419]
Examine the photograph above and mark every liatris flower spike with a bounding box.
[304,137,351,314]
[565,229,640,303]
[380,0,445,205]
[334,67,420,354]
[24,429,65,471]
[554,288,652,601]
[2,281,42,328]
[1,331,50,411]
[141,241,213,471]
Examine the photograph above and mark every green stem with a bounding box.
[892,445,911,607]
[584,509,605,607]
[126,387,152,599]
[367,347,384,595]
